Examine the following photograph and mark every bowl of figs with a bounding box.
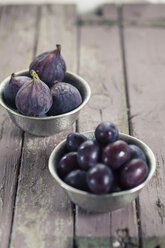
[0,45,91,136]
[49,121,156,212]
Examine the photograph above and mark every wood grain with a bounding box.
[79,3,117,24]
[103,3,118,21]
[10,4,77,248]
[123,4,165,247]
[0,5,38,248]
[11,134,74,248]
[123,3,165,26]
[76,5,138,247]
[37,4,77,72]
[1,3,165,248]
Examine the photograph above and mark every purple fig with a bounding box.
[3,73,31,108]
[15,70,53,117]
[29,44,66,87]
[48,81,82,116]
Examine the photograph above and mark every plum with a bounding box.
[95,121,119,145]
[119,158,148,189]
[57,152,80,179]
[66,132,87,152]
[129,144,147,162]
[77,140,100,170]
[102,140,131,170]
[64,169,89,191]
[87,163,114,194]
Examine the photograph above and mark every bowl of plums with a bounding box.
[0,45,91,136]
[49,121,156,212]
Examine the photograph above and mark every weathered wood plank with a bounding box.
[11,134,74,248]
[123,4,165,247]
[123,3,165,26]
[103,3,118,21]
[79,4,117,24]
[37,4,77,72]
[10,4,77,248]
[110,203,138,247]
[76,5,138,247]
[0,5,38,248]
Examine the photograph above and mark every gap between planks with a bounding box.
[0,5,39,248]
[72,8,81,247]
[7,132,25,248]
[9,4,77,248]
[118,5,143,248]
[122,3,165,247]
[75,3,139,248]
[5,3,153,248]
[7,5,41,248]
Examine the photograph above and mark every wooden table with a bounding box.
[0,3,165,248]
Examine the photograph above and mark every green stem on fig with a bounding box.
[30,70,40,81]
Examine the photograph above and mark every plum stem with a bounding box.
[30,70,40,81]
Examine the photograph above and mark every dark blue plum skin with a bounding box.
[3,75,31,108]
[95,121,119,145]
[16,79,53,116]
[110,183,122,193]
[129,144,147,162]
[57,152,79,179]
[48,82,82,116]
[29,48,66,87]
[66,133,87,152]
[77,140,100,170]
[109,171,122,193]
[119,158,149,189]
[64,169,88,191]
[87,163,114,194]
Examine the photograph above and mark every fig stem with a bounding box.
[56,44,61,51]
[30,70,40,81]
[52,80,59,85]
[11,73,16,79]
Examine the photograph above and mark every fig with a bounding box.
[48,81,82,115]
[29,44,66,87]
[15,70,53,116]
[3,73,31,108]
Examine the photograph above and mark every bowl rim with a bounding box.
[48,131,156,199]
[0,69,91,120]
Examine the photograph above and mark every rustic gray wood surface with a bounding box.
[76,6,138,248]
[0,3,164,248]
[10,5,77,248]
[0,5,37,248]
[123,4,165,247]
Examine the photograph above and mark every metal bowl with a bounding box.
[0,70,91,136]
[48,131,156,212]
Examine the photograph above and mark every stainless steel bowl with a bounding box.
[0,70,91,136]
[49,132,156,212]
